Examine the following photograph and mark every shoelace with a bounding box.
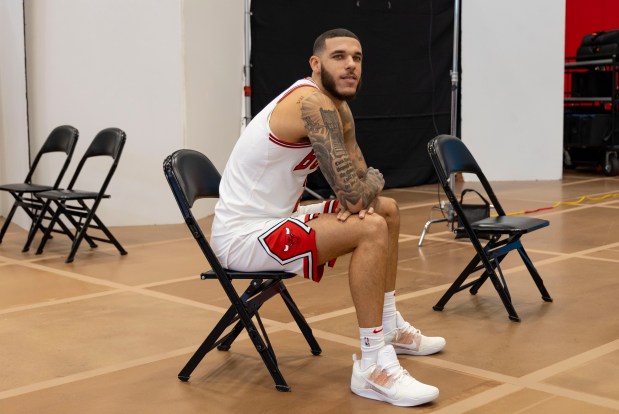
[399,320,422,337]
[395,312,422,337]
[381,359,412,383]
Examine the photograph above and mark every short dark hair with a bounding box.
[313,28,360,55]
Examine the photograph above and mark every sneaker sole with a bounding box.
[393,347,444,356]
[351,386,439,407]
[392,342,446,356]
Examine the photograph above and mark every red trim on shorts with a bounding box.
[323,199,339,213]
[301,212,337,277]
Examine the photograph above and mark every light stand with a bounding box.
[243,0,252,127]
[418,0,460,247]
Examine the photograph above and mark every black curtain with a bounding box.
[250,0,454,195]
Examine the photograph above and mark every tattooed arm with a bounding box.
[301,92,384,213]
[340,102,368,179]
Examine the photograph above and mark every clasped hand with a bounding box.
[336,167,383,222]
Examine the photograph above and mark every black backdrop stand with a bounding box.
[249,0,454,197]
[418,0,461,246]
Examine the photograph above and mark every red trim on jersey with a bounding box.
[269,80,317,149]
[276,79,318,103]
[269,133,312,148]
[292,195,301,213]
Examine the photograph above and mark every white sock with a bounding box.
[382,291,397,334]
[359,326,385,370]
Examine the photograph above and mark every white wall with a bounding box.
[183,0,245,218]
[23,0,185,226]
[461,0,565,181]
[1,0,246,227]
[0,0,30,227]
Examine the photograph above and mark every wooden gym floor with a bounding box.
[0,169,618,413]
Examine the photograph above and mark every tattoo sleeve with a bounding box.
[340,103,368,179]
[300,93,383,212]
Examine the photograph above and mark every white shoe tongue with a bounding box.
[378,345,401,374]
[396,311,412,330]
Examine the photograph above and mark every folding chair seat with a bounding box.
[427,135,553,322]
[0,125,78,244]
[163,149,321,392]
[24,128,128,263]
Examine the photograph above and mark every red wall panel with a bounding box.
[566,0,619,58]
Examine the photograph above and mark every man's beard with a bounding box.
[321,69,361,102]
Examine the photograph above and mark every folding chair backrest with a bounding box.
[165,149,221,207]
[429,134,506,216]
[163,149,225,274]
[67,128,126,192]
[26,125,79,188]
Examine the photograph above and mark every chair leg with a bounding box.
[433,254,482,311]
[216,319,244,351]
[470,253,508,295]
[245,322,290,392]
[517,246,553,302]
[34,202,68,254]
[217,280,264,351]
[54,203,97,249]
[486,270,520,322]
[475,246,520,321]
[435,249,521,321]
[180,281,291,392]
[24,200,54,253]
[65,203,98,263]
[178,306,239,381]
[90,211,127,255]
[227,281,290,391]
[0,202,18,243]
[279,287,322,355]
[469,272,489,295]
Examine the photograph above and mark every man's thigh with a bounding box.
[223,200,339,282]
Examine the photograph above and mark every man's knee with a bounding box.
[361,213,389,241]
[375,196,399,223]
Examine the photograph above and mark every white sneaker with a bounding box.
[384,311,446,356]
[350,345,439,407]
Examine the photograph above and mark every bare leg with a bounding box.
[371,197,400,292]
[308,212,389,327]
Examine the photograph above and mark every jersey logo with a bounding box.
[293,150,319,171]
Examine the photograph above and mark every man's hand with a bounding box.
[365,167,385,193]
[336,201,376,222]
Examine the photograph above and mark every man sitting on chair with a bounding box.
[211,28,445,407]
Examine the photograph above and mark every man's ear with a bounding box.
[309,55,321,73]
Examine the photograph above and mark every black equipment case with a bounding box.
[577,30,619,60]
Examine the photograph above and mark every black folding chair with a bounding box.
[0,125,78,244]
[24,128,128,263]
[428,135,553,322]
[163,149,321,392]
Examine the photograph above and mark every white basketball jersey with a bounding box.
[212,78,321,241]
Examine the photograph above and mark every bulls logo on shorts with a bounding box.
[258,218,320,281]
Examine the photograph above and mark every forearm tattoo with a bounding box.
[300,93,382,211]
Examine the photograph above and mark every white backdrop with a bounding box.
[461,0,565,181]
[1,0,566,228]
[0,0,30,227]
